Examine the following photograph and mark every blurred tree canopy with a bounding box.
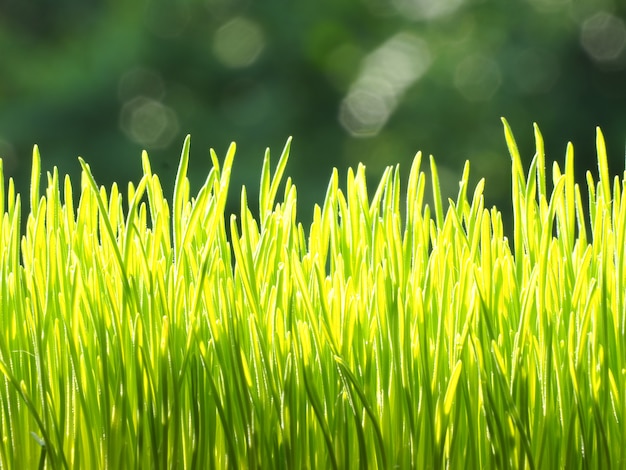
[1,0,625,230]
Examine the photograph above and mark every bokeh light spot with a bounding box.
[340,88,394,137]
[340,32,431,137]
[120,97,179,149]
[392,0,464,20]
[580,11,626,64]
[454,54,502,102]
[213,17,265,68]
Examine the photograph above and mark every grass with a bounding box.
[0,118,624,468]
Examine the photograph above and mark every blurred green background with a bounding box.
[1,0,625,231]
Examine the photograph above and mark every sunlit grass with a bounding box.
[0,119,624,468]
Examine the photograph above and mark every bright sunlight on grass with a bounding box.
[0,119,623,468]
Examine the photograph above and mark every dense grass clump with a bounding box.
[0,119,624,468]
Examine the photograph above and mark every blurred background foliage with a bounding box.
[1,0,625,231]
